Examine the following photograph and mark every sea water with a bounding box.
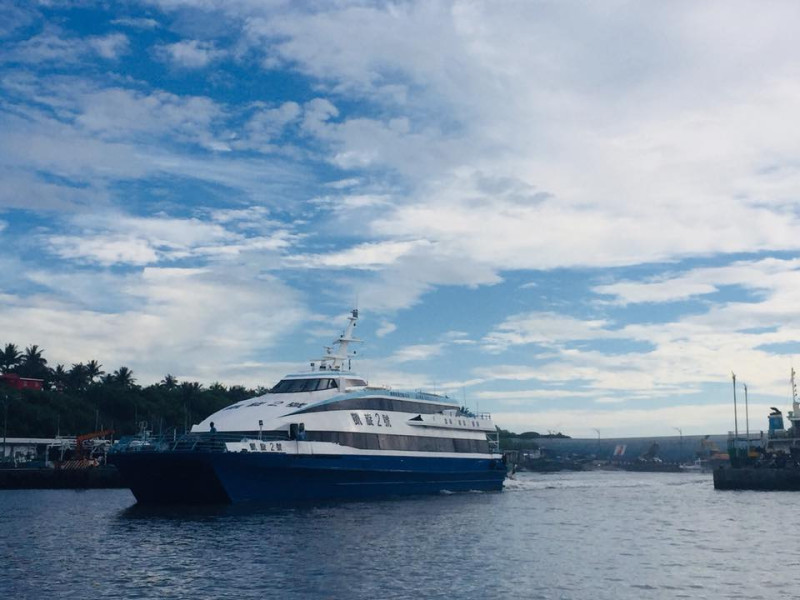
[1,471,796,599]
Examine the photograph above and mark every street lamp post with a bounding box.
[674,427,683,465]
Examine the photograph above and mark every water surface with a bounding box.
[0,471,792,599]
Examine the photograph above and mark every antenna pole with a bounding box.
[744,383,749,445]
[732,372,739,451]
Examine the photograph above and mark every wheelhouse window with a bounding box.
[271,378,338,393]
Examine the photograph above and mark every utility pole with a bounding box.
[674,427,683,464]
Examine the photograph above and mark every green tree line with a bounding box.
[1,343,265,438]
[497,428,570,449]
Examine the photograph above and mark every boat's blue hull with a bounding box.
[109,451,507,504]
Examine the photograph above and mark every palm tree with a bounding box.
[180,381,203,396]
[0,343,21,373]
[208,381,226,393]
[113,366,136,388]
[179,381,203,435]
[85,360,104,383]
[19,345,48,378]
[228,385,250,401]
[160,374,178,390]
[68,363,89,391]
[51,364,69,391]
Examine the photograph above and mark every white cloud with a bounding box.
[337,250,501,312]
[1,73,228,151]
[74,87,224,148]
[300,97,339,137]
[4,28,129,64]
[0,267,308,386]
[376,320,396,337]
[111,17,160,30]
[87,33,129,60]
[0,100,307,212]
[325,178,360,190]
[474,389,598,402]
[0,167,112,212]
[209,206,273,226]
[483,312,613,353]
[233,101,301,152]
[442,331,475,345]
[13,4,800,282]
[472,260,800,404]
[290,240,433,270]
[48,234,159,266]
[390,343,444,363]
[230,1,800,277]
[44,211,296,266]
[157,39,226,69]
[595,279,718,305]
[595,258,800,305]
[0,2,36,37]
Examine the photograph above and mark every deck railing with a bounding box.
[111,431,287,454]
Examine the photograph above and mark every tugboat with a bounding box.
[109,309,507,504]
[714,370,800,490]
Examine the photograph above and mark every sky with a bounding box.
[2,0,800,438]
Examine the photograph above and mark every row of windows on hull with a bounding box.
[294,396,455,415]
[306,431,491,453]
[225,430,490,454]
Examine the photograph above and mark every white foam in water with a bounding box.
[502,471,692,492]
[502,475,542,492]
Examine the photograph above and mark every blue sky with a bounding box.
[3,1,800,437]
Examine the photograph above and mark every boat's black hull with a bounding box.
[110,452,230,503]
[713,466,800,490]
[110,451,507,504]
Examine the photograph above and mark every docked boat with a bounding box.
[714,370,800,490]
[109,309,507,504]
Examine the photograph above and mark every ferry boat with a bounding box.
[109,309,507,503]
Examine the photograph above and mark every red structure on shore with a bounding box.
[0,373,44,391]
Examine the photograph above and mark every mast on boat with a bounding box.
[731,372,739,444]
[313,309,362,372]
[744,383,749,444]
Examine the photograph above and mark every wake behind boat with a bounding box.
[109,309,507,504]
